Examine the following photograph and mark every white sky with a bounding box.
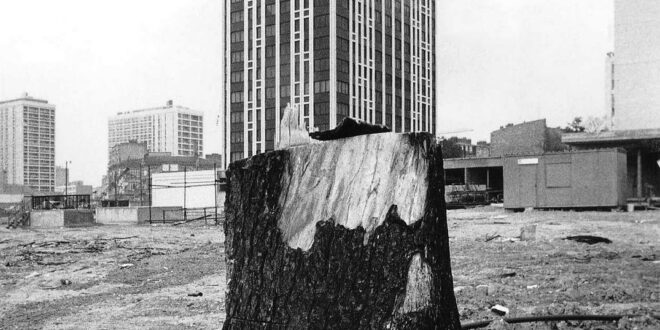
[0,0,613,186]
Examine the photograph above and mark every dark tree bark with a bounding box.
[223,132,460,329]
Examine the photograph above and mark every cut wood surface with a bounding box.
[224,132,460,329]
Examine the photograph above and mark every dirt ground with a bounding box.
[1,207,659,329]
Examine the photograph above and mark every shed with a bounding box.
[503,149,627,209]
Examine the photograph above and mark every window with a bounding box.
[337,37,349,52]
[231,51,243,63]
[230,31,243,43]
[230,112,243,123]
[266,87,275,98]
[546,163,571,188]
[280,85,290,97]
[231,71,243,83]
[314,15,329,28]
[266,4,275,15]
[230,132,243,143]
[230,92,243,103]
[337,82,349,94]
[280,0,290,13]
[314,36,329,50]
[266,66,275,78]
[231,11,243,23]
[266,25,275,37]
[314,80,329,93]
[337,103,349,115]
[338,59,349,73]
[315,58,329,71]
[266,46,275,57]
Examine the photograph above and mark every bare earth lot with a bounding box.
[1,207,659,329]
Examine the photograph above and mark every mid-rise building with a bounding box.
[108,100,204,159]
[0,94,56,192]
[224,0,437,164]
[612,0,660,130]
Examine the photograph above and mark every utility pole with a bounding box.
[183,166,187,221]
[65,161,70,208]
[148,165,152,223]
[139,162,143,206]
[114,170,118,206]
[214,163,218,225]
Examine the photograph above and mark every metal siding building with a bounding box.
[503,149,628,209]
[224,0,436,165]
[0,94,56,193]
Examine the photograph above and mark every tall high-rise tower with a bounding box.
[108,101,204,159]
[224,0,436,164]
[613,0,660,130]
[0,93,56,192]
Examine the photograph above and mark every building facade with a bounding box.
[224,0,436,164]
[613,0,660,130]
[0,94,56,192]
[108,100,204,159]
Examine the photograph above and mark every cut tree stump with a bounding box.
[223,131,460,329]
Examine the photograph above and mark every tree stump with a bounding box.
[223,132,460,329]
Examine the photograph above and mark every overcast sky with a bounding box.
[0,0,613,186]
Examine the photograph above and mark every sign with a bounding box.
[517,158,539,165]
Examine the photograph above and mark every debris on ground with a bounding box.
[485,233,501,242]
[564,235,612,245]
[188,292,203,297]
[520,224,537,241]
[490,304,509,316]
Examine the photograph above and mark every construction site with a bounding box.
[0,205,658,329]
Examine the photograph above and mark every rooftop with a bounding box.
[562,128,660,145]
[0,93,50,106]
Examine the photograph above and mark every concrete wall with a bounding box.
[614,0,660,130]
[31,210,95,227]
[96,206,184,225]
[96,207,138,225]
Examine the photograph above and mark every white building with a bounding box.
[108,100,204,158]
[0,94,56,192]
[613,0,660,130]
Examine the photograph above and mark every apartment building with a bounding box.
[108,100,204,158]
[0,93,56,192]
[224,0,436,164]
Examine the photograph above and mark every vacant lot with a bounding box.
[1,207,658,329]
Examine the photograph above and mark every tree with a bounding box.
[440,137,466,159]
[563,117,585,133]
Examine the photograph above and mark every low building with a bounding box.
[444,119,629,209]
[562,129,660,200]
[106,151,223,206]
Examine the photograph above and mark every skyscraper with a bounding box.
[612,0,660,130]
[108,100,204,159]
[224,0,436,164]
[0,93,56,192]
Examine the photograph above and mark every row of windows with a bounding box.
[314,80,329,94]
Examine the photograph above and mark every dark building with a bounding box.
[224,0,437,164]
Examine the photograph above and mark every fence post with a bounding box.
[204,208,207,226]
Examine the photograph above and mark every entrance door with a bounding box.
[518,164,538,208]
